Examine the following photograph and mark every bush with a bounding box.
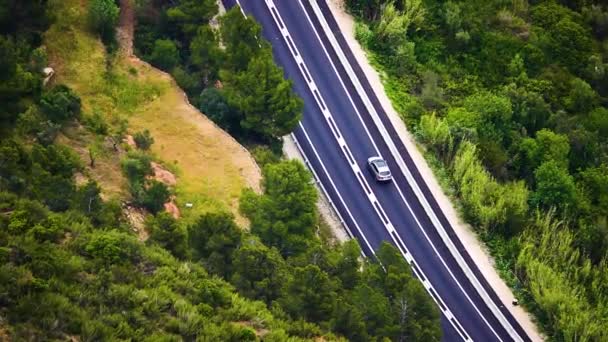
[149,39,180,71]
[199,87,237,132]
[39,85,82,123]
[133,129,154,150]
[148,212,188,259]
[141,180,170,214]
[84,230,140,265]
[83,111,109,135]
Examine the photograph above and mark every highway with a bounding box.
[221,1,531,341]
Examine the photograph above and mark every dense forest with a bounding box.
[345,0,608,340]
[134,0,303,151]
[0,0,442,340]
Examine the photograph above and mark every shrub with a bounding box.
[149,39,180,71]
[141,180,170,214]
[133,129,154,150]
[39,84,81,123]
[88,0,120,43]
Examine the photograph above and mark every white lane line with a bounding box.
[263,1,469,340]
[290,0,382,157]
[293,0,484,339]
[291,127,376,256]
[305,0,523,341]
[234,0,378,257]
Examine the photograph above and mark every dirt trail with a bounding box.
[117,0,135,57]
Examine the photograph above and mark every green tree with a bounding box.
[417,113,452,161]
[39,85,82,123]
[334,240,362,290]
[281,265,336,323]
[564,78,598,114]
[222,49,303,141]
[188,212,242,278]
[462,91,513,143]
[149,39,180,71]
[332,298,369,341]
[88,0,119,43]
[72,181,103,216]
[517,129,570,178]
[199,87,238,133]
[532,161,577,210]
[189,25,222,85]
[149,212,188,259]
[84,230,140,265]
[166,0,218,40]
[549,19,593,73]
[231,236,287,303]
[219,7,266,72]
[344,0,388,21]
[240,160,317,257]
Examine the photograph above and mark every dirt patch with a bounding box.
[124,204,148,241]
[57,127,129,200]
[124,134,136,148]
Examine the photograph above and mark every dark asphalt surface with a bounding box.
[221,1,530,341]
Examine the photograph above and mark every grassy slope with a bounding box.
[44,0,260,225]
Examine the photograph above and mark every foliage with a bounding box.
[88,0,119,44]
[240,160,317,257]
[346,0,608,337]
[221,49,303,142]
[135,4,302,146]
[198,87,238,133]
[188,212,242,278]
[148,212,188,259]
[39,84,82,123]
[149,39,180,71]
[133,129,154,150]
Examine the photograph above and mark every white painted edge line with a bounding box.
[305,0,523,341]
[264,1,469,340]
[291,130,374,256]
[295,1,503,340]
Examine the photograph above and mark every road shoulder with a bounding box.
[324,0,542,339]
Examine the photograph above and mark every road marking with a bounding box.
[263,1,470,340]
[303,0,523,341]
[295,124,376,256]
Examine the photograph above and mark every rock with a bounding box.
[150,162,177,186]
[42,67,55,86]
[164,200,180,219]
[124,134,137,148]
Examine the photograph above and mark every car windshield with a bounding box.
[379,170,390,176]
[374,159,387,168]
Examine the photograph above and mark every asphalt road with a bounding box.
[221,1,531,341]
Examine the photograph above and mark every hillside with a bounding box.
[45,0,261,225]
[0,0,442,340]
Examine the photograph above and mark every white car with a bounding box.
[367,156,392,182]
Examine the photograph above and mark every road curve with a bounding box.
[221,1,531,341]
